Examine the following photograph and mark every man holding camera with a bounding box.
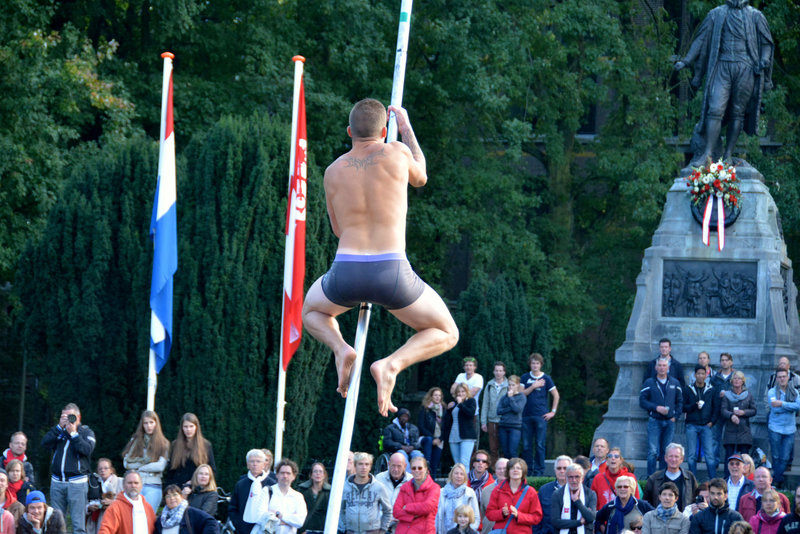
[41,403,97,534]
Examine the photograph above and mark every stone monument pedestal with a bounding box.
[595,164,800,466]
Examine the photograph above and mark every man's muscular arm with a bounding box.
[388,105,427,187]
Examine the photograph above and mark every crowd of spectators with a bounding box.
[4,346,800,534]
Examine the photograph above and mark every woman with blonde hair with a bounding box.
[436,463,480,533]
[445,384,478,467]
[187,464,218,517]
[123,410,170,510]
[166,413,216,490]
[720,371,757,460]
[418,387,445,477]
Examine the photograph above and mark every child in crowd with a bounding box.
[447,504,478,534]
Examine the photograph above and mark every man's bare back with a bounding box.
[324,140,419,254]
[302,100,458,416]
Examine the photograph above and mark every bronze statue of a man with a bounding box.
[675,0,773,167]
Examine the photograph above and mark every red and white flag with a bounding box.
[281,71,306,371]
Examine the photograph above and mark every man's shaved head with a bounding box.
[349,99,386,139]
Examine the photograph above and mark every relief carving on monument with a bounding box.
[662,260,757,318]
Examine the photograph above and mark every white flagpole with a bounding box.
[275,55,306,463]
[147,51,175,412]
[324,2,413,532]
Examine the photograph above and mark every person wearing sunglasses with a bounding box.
[591,449,641,510]
[393,457,440,534]
[594,476,653,534]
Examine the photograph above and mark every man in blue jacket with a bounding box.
[767,368,800,487]
[41,403,96,534]
[640,358,683,477]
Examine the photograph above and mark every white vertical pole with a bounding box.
[323,304,372,534]
[275,56,306,464]
[324,2,413,532]
[387,0,414,143]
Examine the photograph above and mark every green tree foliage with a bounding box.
[6,0,800,470]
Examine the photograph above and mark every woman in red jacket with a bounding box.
[393,456,441,534]
[485,458,543,534]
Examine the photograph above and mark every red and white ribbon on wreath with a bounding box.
[717,195,725,251]
[702,196,713,246]
[701,195,726,251]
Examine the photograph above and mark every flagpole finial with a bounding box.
[292,55,305,63]
[161,52,175,59]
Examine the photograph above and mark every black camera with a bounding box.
[67,414,77,424]
[696,495,705,504]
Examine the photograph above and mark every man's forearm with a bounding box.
[399,123,425,168]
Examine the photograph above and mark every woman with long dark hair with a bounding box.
[166,413,216,492]
[418,387,445,477]
[123,410,170,511]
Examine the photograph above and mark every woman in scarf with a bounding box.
[155,485,219,534]
[86,458,123,534]
[720,371,757,460]
[298,463,330,534]
[0,469,23,524]
[436,463,480,533]
[485,458,542,534]
[166,413,216,492]
[595,476,653,534]
[123,410,171,511]
[552,464,596,534]
[187,465,218,517]
[641,482,689,534]
[419,387,445,477]
[748,490,785,534]
[4,460,34,505]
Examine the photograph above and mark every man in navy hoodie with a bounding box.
[640,358,683,477]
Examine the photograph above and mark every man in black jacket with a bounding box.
[382,408,420,467]
[41,403,96,534]
[689,478,742,534]
[685,365,718,479]
[228,449,272,534]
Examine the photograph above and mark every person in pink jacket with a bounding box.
[748,489,785,534]
[393,457,440,534]
[485,458,543,534]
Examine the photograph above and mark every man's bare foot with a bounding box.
[335,345,357,397]
[370,359,399,417]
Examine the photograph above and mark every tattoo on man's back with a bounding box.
[342,148,385,170]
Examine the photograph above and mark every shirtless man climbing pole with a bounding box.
[302,98,459,416]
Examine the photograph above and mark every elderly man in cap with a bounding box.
[17,491,67,534]
[726,454,754,512]
[382,408,420,469]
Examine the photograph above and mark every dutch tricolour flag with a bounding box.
[150,53,177,373]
